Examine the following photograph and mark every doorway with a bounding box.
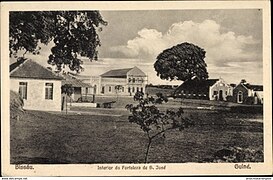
[237,91,243,103]
[219,90,223,101]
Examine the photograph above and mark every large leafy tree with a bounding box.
[9,11,107,72]
[154,42,209,81]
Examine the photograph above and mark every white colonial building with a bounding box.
[90,66,148,96]
[10,59,63,111]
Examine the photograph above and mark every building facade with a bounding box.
[10,59,63,111]
[209,78,233,101]
[62,73,94,102]
[174,78,233,101]
[90,66,148,96]
[231,82,263,104]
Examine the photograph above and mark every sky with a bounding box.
[12,9,263,85]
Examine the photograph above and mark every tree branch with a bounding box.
[22,50,27,58]
[150,126,178,140]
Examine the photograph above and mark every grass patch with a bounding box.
[10,106,263,164]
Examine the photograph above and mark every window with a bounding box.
[19,82,27,99]
[141,87,143,92]
[109,86,111,92]
[132,78,135,83]
[213,91,218,95]
[45,83,53,100]
[101,86,105,94]
[132,87,135,93]
[128,78,131,83]
[128,87,131,93]
[137,87,139,92]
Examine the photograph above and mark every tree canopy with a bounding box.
[9,11,107,72]
[154,42,209,82]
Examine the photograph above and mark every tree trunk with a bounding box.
[145,138,152,163]
[66,94,68,114]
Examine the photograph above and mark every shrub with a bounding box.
[10,90,24,119]
[205,146,263,163]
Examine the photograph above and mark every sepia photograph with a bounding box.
[1,1,272,176]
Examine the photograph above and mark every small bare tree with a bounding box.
[126,91,194,163]
[61,84,74,114]
[115,85,123,103]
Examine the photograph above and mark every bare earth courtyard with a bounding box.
[10,97,263,164]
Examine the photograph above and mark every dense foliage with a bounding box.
[10,11,107,72]
[154,42,209,81]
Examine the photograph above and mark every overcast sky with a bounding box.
[14,9,263,85]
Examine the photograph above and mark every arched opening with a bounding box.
[219,90,223,101]
[237,91,243,103]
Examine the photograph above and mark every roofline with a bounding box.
[62,81,93,88]
[209,79,220,89]
[100,67,134,76]
[234,83,249,91]
[127,66,147,76]
[100,76,127,78]
[10,76,63,81]
[10,58,29,74]
[10,59,64,80]
[31,59,61,78]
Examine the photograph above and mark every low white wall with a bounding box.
[70,102,97,108]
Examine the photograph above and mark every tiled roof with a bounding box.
[175,79,219,93]
[243,84,263,91]
[62,79,92,88]
[10,59,63,80]
[62,74,92,88]
[101,68,133,78]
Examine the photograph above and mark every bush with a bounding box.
[226,95,234,102]
[10,90,24,119]
[204,146,263,163]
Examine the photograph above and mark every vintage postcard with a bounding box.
[1,1,272,176]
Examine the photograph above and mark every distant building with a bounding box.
[90,66,148,96]
[10,59,63,111]
[231,82,263,104]
[174,78,233,101]
[61,73,94,102]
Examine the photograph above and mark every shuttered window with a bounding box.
[45,83,53,100]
